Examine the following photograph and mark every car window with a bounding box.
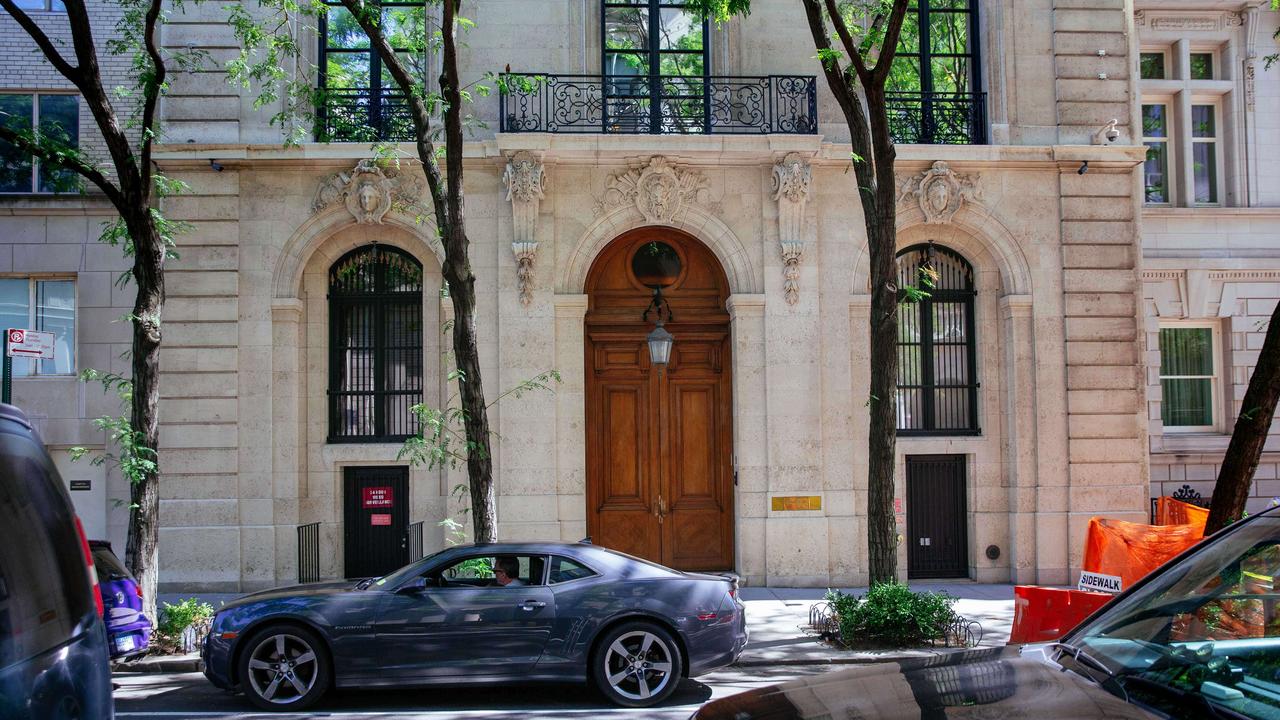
[549,556,597,584]
[436,555,544,587]
[92,547,131,581]
[0,432,92,667]
[1071,515,1280,719]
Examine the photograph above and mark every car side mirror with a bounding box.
[395,576,429,595]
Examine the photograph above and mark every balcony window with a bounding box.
[317,0,423,142]
[601,0,708,133]
[886,0,985,144]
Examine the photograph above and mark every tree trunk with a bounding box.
[864,84,901,585]
[443,265,497,544]
[1206,301,1280,534]
[124,214,165,622]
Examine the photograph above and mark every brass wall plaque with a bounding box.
[771,495,822,512]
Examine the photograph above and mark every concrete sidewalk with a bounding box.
[119,584,1017,673]
[735,583,1015,666]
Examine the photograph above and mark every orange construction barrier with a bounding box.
[1155,497,1210,527]
[1009,586,1112,644]
[1081,516,1204,592]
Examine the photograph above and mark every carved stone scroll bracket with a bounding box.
[503,151,547,307]
[772,152,812,306]
[897,160,981,225]
[313,158,427,225]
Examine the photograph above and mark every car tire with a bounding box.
[591,620,684,708]
[237,624,331,712]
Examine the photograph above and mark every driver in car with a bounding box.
[494,557,524,587]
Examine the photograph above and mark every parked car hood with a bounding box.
[221,581,360,610]
[693,645,1155,719]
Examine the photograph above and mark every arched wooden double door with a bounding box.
[584,228,735,571]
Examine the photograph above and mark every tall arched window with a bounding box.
[896,244,979,434]
[603,0,708,133]
[329,245,424,442]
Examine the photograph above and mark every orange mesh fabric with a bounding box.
[1155,497,1210,527]
[1081,517,1205,591]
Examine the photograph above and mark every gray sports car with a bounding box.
[202,540,747,711]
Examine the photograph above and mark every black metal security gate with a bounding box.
[906,455,968,579]
[343,466,410,579]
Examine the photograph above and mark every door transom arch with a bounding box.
[584,227,735,571]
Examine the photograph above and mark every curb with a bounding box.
[733,645,986,668]
[112,656,204,674]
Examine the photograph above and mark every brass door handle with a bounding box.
[655,494,665,524]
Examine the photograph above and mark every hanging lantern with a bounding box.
[647,322,674,367]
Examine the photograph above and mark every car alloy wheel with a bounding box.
[240,626,329,711]
[594,623,683,707]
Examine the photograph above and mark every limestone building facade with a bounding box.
[1,0,1272,592]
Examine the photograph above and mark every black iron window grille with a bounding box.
[317,0,424,142]
[896,244,979,435]
[329,245,424,442]
[500,73,817,134]
[886,0,986,145]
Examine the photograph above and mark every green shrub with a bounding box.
[824,582,956,648]
[157,597,214,640]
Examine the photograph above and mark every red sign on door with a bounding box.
[370,513,392,526]
[362,486,394,508]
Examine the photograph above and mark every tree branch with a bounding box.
[0,0,81,80]
[871,0,912,85]
[0,125,126,209]
[138,0,166,200]
[822,0,869,81]
[338,0,451,235]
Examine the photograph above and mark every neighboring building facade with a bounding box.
[1,0,1270,592]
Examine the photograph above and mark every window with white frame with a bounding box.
[1158,324,1219,432]
[1191,103,1220,205]
[1143,103,1171,204]
[1138,40,1231,207]
[0,278,75,377]
[0,93,79,193]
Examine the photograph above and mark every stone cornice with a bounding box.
[153,139,1147,170]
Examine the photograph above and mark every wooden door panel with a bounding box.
[601,384,645,505]
[663,373,730,569]
[672,383,715,499]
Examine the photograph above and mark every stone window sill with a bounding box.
[1160,433,1230,454]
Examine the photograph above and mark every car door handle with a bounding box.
[518,601,547,611]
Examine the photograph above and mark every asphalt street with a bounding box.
[113,665,830,719]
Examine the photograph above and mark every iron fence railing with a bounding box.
[318,88,415,143]
[1151,483,1208,523]
[500,73,817,135]
[886,91,987,145]
[408,520,424,562]
[297,522,321,584]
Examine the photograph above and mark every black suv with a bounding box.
[0,403,113,719]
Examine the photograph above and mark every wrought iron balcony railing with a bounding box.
[318,88,415,143]
[886,91,987,145]
[499,73,817,135]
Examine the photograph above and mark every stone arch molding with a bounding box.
[274,164,444,299]
[852,199,1033,297]
[561,161,760,294]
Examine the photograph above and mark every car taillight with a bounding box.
[73,516,104,618]
[136,584,144,599]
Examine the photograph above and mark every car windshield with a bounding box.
[1068,514,1280,719]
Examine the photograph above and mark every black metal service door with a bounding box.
[906,455,968,579]
[343,466,409,579]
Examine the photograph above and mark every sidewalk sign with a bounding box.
[3,328,56,404]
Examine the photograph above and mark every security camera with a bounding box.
[1092,119,1120,145]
